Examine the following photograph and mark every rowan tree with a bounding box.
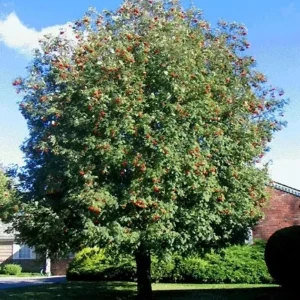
[12,1,287,298]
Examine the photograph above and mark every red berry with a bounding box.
[153,186,160,193]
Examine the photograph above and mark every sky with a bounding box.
[0,0,299,188]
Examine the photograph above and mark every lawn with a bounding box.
[0,273,41,277]
[0,281,295,300]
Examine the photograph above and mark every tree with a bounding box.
[0,166,19,222]
[12,1,287,298]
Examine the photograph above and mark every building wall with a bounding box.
[9,259,42,273]
[0,241,13,262]
[0,256,71,274]
[253,188,300,240]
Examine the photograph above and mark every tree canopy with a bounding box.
[11,0,287,298]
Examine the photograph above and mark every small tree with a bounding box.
[12,1,287,298]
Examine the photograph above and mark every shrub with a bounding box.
[2,264,22,275]
[67,247,136,281]
[265,226,300,288]
[200,244,272,284]
[67,247,106,280]
[174,242,272,284]
[177,257,208,283]
[151,255,177,283]
[68,241,272,284]
[97,261,136,281]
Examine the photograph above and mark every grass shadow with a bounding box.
[154,287,298,300]
[0,281,136,300]
[0,281,298,300]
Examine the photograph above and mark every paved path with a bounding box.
[0,276,66,289]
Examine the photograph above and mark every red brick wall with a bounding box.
[51,259,72,275]
[253,188,300,240]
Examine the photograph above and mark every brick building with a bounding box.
[253,181,300,240]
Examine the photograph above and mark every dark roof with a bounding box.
[271,181,300,197]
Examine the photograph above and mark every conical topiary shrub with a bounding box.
[265,225,300,288]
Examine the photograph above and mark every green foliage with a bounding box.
[201,243,272,284]
[97,263,136,282]
[176,256,208,282]
[68,243,272,284]
[0,168,19,222]
[68,247,106,275]
[67,247,179,282]
[167,242,272,284]
[151,255,179,282]
[0,169,10,204]
[67,247,136,281]
[2,264,22,275]
[265,226,300,288]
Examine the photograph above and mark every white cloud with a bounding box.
[0,12,73,56]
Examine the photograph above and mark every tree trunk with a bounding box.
[45,256,51,276]
[135,245,152,300]
[45,250,51,277]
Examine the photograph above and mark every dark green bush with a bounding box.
[265,226,300,288]
[97,262,136,281]
[151,255,179,282]
[201,243,272,284]
[177,242,272,284]
[176,256,208,283]
[2,264,22,275]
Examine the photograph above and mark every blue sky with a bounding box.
[0,0,299,188]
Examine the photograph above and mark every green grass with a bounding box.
[0,281,292,300]
[0,273,41,277]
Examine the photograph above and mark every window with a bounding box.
[13,244,36,260]
[19,245,31,259]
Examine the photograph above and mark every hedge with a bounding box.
[67,241,272,284]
